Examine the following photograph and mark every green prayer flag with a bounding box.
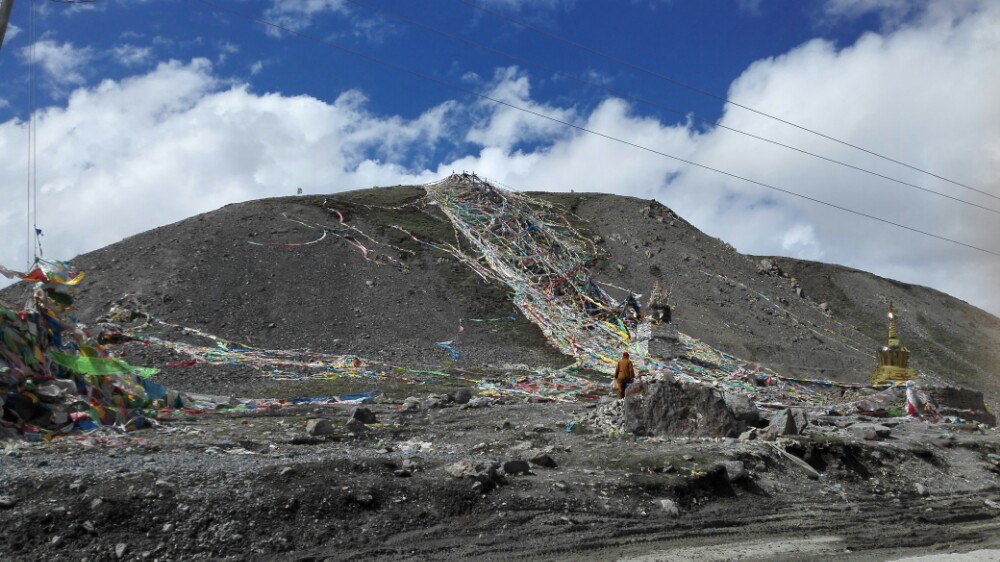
[49,349,158,378]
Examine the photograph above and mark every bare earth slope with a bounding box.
[771,257,1000,400]
[3,185,996,400]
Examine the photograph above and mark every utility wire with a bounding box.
[26,0,34,269]
[344,0,1000,216]
[196,0,1000,258]
[456,0,997,201]
[31,0,38,260]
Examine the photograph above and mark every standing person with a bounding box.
[614,352,637,399]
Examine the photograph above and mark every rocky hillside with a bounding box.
[3,181,997,400]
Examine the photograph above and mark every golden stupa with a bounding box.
[871,302,917,385]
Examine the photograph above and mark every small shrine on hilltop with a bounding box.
[871,302,917,385]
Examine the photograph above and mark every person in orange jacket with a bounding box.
[614,352,637,399]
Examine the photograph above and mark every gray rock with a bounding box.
[819,302,831,314]
[852,423,892,440]
[445,459,477,479]
[529,451,558,468]
[658,498,680,517]
[344,418,367,433]
[624,378,741,438]
[0,495,17,509]
[349,407,377,425]
[758,425,780,441]
[422,394,448,410]
[503,460,531,475]
[401,397,420,412]
[305,418,334,436]
[464,397,491,409]
[116,543,127,560]
[719,460,747,482]
[739,428,757,441]
[452,388,473,404]
[770,408,808,435]
[914,483,928,497]
[724,392,761,424]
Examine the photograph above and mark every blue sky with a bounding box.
[1,0,998,314]
[2,1,885,127]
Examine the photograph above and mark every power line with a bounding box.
[343,0,1000,216]
[26,0,34,268]
[196,0,1000,258]
[456,0,997,201]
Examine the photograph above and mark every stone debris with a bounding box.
[445,460,477,479]
[851,423,892,441]
[658,498,680,517]
[305,418,334,436]
[461,397,492,410]
[719,460,747,482]
[503,460,531,475]
[769,408,809,436]
[348,407,378,425]
[422,394,449,410]
[344,419,367,433]
[579,398,625,433]
[529,451,558,468]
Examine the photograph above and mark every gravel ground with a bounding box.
[2,394,999,560]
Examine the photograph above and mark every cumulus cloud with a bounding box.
[0,58,459,279]
[263,0,347,35]
[4,24,21,42]
[20,39,93,88]
[112,44,153,66]
[1,1,997,315]
[670,0,1000,312]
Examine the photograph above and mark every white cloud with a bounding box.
[821,0,985,28]
[112,44,153,66]
[465,67,578,152]
[5,24,21,42]
[20,39,94,88]
[217,41,239,64]
[0,58,450,279]
[250,60,265,75]
[1,0,997,316]
[263,0,347,35]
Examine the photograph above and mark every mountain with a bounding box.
[3,177,997,401]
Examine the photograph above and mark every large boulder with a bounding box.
[723,392,761,425]
[927,387,996,426]
[624,378,741,438]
